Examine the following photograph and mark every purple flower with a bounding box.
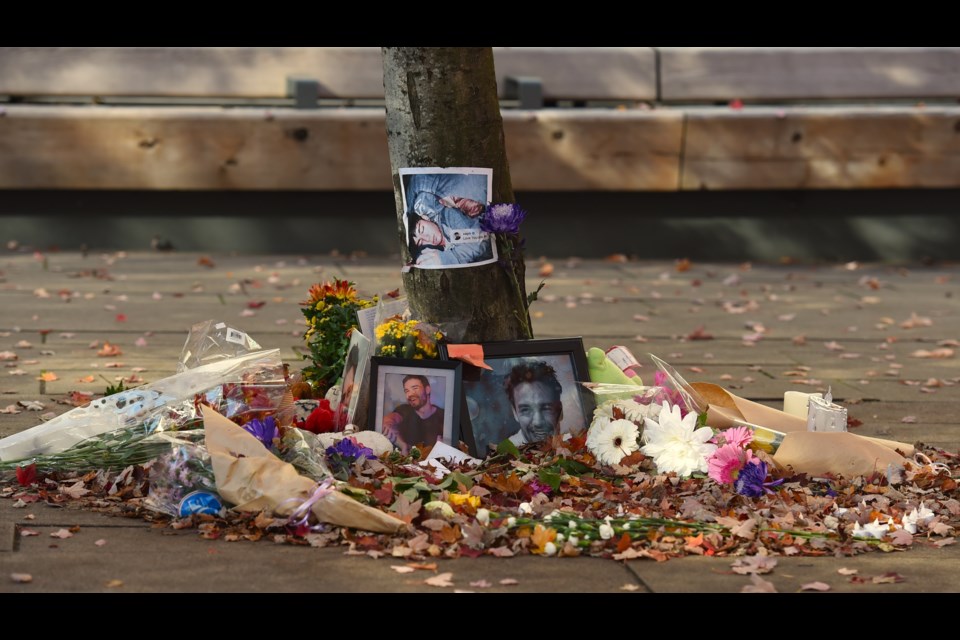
[242,416,278,449]
[527,478,552,497]
[734,459,784,498]
[326,437,376,463]
[481,203,527,235]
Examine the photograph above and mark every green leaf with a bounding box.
[447,470,474,491]
[556,457,592,476]
[496,439,521,458]
[537,468,562,492]
[697,412,709,428]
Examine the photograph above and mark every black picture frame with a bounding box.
[367,357,463,455]
[440,338,592,458]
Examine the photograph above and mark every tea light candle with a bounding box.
[783,391,823,420]
[806,395,848,432]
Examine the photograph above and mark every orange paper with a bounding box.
[446,344,493,370]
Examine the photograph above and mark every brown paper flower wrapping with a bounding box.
[202,406,405,534]
[690,382,914,477]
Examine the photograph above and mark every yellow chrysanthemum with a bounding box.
[448,493,480,509]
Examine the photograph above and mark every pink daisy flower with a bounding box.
[708,444,755,484]
[712,426,753,449]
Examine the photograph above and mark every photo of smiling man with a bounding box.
[400,167,497,269]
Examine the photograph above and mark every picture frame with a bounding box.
[440,338,592,457]
[336,329,372,429]
[368,357,463,455]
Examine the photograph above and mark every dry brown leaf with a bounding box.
[731,555,777,575]
[872,572,905,584]
[900,312,932,329]
[911,348,954,359]
[10,573,32,583]
[837,567,858,576]
[390,566,415,574]
[49,529,73,539]
[36,371,58,382]
[799,581,831,592]
[741,575,778,593]
[620,583,641,592]
[424,572,454,588]
[499,578,519,586]
[105,579,124,588]
[60,481,90,499]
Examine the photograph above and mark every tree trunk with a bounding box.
[382,47,531,343]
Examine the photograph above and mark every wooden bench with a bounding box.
[1,47,958,191]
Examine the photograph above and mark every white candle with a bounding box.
[783,391,823,420]
[806,396,848,432]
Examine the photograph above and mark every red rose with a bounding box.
[302,399,336,434]
[16,463,37,487]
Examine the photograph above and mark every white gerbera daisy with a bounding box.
[586,417,640,466]
[640,401,716,477]
[593,398,662,424]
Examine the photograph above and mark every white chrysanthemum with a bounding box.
[640,401,716,477]
[901,505,935,534]
[852,518,893,540]
[586,417,640,466]
[594,399,661,424]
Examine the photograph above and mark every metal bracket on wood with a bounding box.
[504,76,544,109]
[286,76,320,109]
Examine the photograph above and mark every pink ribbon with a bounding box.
[278,478,335,532]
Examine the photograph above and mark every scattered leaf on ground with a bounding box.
[731,555,777,575]
[499,578,519,585]
[620,583,641,592]
[741,575,778,593]
[105,579,124,588]
[10,573,32,583]
[872,572,905,584]
[390,566,415,574]
[50,529,73,539]
[799,581,831,592]
[424,572,454,587]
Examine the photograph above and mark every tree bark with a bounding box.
[382,47,531,343]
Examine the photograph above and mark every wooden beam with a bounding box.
[681,106,960,190]
[0,47,657,101]
[504,110,681,190]
[0,105,681,191]
[3,104,959,191]
[660,47,960,101]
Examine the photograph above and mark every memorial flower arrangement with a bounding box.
[374,317,442,359]
[1,288,958,567]
[300,279,377,394]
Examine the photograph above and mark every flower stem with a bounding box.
[500,236,532,339]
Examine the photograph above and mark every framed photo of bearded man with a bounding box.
[368,357,463,455]
[399,167,497,270]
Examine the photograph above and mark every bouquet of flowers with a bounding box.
[300,279,377,394]
[373,316,442,360]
